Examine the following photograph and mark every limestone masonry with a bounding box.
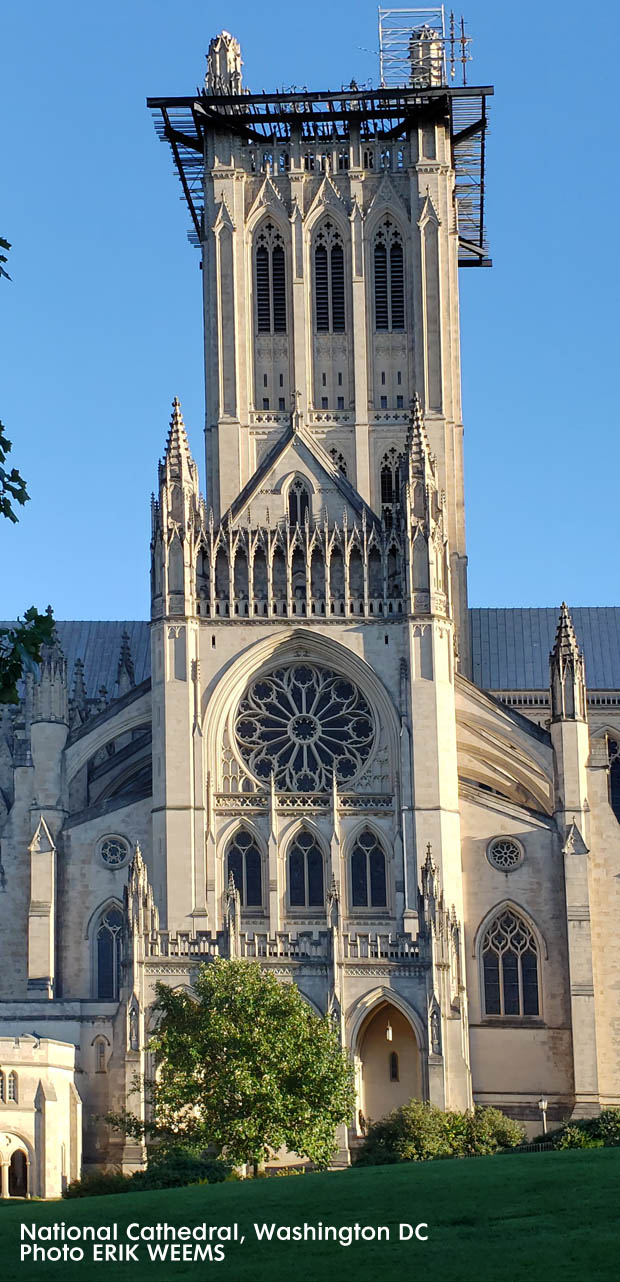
[1,22,620,1197]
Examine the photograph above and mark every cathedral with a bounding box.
[2,21,620,1198]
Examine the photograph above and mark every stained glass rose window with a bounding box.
[234,663,375,791]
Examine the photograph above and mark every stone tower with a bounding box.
[146,24,493,1124]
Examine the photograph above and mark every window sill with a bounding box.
[477,1018,546,1029]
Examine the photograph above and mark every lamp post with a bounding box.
[538,1096,548,1135]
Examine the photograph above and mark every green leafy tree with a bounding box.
[110,958,355,1171]
[0,607,56,705]
[1,237,55,702]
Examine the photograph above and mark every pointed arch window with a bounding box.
[96,905,124,1001]
[481,909,540,1017]
[314,222,345,333]
[374,219,405,332]
[255,222,287,334]
[288,477,311,527]
[351,829,387,908]
[288,831,324,907]
[0,1071,5,1102]
[7,1070,18,1102]
[226,830,263,907]
[607,737,620,822]
[380,448,404,528]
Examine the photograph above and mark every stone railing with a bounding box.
[147,928,422,964]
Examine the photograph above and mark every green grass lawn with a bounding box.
[1,1149,618,1282]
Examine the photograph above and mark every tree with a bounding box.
[0,236,55,702]
[112,959,355,1171]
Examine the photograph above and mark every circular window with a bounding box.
[487,837,523,872]
[99,836,130,868]
[234,663,375,792]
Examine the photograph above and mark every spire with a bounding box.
[405,393,435,480]
[164,398,194,478]
[116,630,135,697]
[550,603,587,720]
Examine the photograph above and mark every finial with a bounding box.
[116,630,136,696]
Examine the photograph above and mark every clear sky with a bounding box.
[1,0,617,620]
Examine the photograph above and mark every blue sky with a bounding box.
[1,0,617,619]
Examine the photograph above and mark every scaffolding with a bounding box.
[378,7,472,86]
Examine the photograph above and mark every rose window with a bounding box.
[234,663,375,791]
[487,838,523,871]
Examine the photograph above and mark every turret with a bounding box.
[151,399,201,620]
[402,396,450,621]
[550,602,587,722]
[549,604,599,1117]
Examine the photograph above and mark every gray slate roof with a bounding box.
[52,621,151,699]
[471,608,620,691]
[8,609,619,701]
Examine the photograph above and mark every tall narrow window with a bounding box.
[288,478,310,527]
[389,1051,399,1081]
[226,830,262,907]
[351,829,387,908]
[255,222,287,334]
[481,909,539,1017]
[314,222,346,333]
[7,1071,18,1102]
[380,448,404,528]
[96,905,124,1000]
[608,738,620,822]
[289,831,324,907]
[0,1072,5,1102]
[374,218,405,331]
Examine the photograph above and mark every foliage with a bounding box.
[0,607,55,705]
[63,1171,132,1198]
[108,959,355,1171]
[129,1153,232,1190]
[62,1153,232,1198]
[0,239,29,524]
[596,1108,620,1146]
[553,1126,603,1151]
[354,1101,524,1166]
[541,1108,620,1151]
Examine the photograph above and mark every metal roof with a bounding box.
[51,621,150,699]
[7,610,619,703]
[471,608,620,691]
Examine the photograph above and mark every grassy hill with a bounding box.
[1,1148,619,1282]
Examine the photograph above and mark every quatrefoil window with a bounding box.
[234,663,375,792]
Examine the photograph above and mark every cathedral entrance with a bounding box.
[357,1001,422,1129]
[8,1150,28,1198]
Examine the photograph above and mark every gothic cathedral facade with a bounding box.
[2,28,620,1197]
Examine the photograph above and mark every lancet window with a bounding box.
[288,478,310,527]
[380,448,404,528]
[7,1070,18,1102]
[255,222,287,334]
[288,831,324,908]
[226,830,263,907]
[0,1072,4,1102]
[374,219,405,332]
[96,905,124,1001]
[481,909,539,1018]
[314,222,345,333]
[608,737,620,822]
[351,829,387,908]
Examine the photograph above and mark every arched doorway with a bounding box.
[9,1150,28,1198]
[357,1000,422,1128]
